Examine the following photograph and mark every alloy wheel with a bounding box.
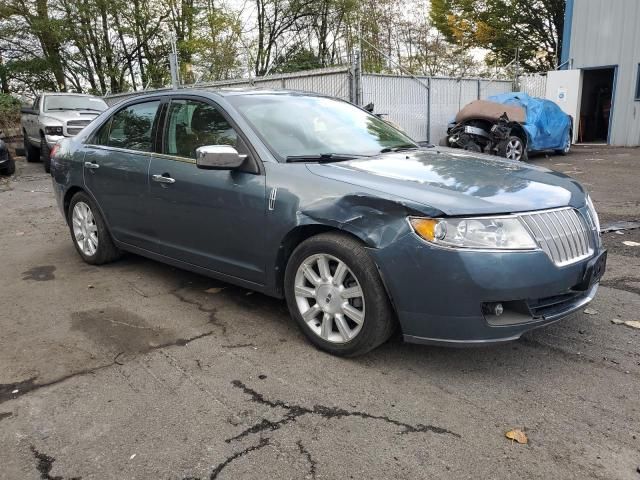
[294,253,365,344]
[72,201,98,256]
[505,138,524,161]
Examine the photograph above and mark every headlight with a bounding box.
[585,195,600,234]
[45,126,63,135]
[409,216,537,250]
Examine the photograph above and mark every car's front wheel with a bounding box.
[502,135,528,161]
[23,131,40,162]
[40,135,51,173]
[284,232,395,357]
[68,191,121,265]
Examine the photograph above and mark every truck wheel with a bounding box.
[40,135,51,173]
[24,131,40,162]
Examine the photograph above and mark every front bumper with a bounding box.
[45,135,65,148]
[370,228,604,346]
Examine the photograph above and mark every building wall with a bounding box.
[567,0,640,146]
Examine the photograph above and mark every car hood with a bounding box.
[42,110,101,123]
[306,148,586,216]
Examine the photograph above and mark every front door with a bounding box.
[148,97,267,284]
[83,99,161,250]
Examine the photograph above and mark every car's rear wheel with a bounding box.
[502,136,527,161]
[284,232,395,357]
[68,191,121,265]
[23,131,40,162]
[556,130,571,156]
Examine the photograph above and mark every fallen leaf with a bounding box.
[505,429,528,444]
[129,454,136,460]
[611,319,624,325]
[87,284,94,289]
[583,308,598,315]
[205,287,225,294]
[15,231,24,236]
[11,389,18,394]
[622,241,640,247]
[623,321,640,330]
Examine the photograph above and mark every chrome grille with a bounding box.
[520,208,593,267]
[67,120,91,127]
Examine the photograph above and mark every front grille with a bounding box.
[520,208,593,267]
[67,120,91,127]
[528,290,584,318]
[66,127,84,136]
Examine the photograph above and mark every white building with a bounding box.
[559,0,640,146]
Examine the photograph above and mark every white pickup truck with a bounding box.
[21,92,108,172]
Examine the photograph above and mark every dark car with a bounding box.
[0,140,15,176]
[50,89,606,356]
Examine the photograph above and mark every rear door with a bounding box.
[83,99,162,251]
[148,96,267,284]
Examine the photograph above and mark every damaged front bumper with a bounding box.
[369,228,605,347]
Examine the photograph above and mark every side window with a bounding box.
[107,101,160,152]
[635,64,640,101]
[92,118,112,146]
[164,99,238,159]
[33,96,40,111]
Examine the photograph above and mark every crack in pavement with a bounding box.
[601,276,640,296]
[0,331,217,405]
[226,380,460,443]
[297,440,317,479]
[170,289,227,336]
[183,438,271,480]
[30,446,81,480]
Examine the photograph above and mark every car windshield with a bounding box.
[44,95,108,112]
[227,94,417,161]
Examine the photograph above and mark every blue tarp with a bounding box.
[488,92,571,151]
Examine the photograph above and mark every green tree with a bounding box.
[430,0,566,72]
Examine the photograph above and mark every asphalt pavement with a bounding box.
[0,145,638,479]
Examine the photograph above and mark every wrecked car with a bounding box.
[50,90,605,356]
[446,93,573,161]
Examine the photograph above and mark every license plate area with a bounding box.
[575,250,607,291]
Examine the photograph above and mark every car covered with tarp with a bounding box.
[445,92,573,161]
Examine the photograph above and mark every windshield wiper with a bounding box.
[286,153,367,163]
[379,144,420,153]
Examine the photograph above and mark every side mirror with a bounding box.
[195,145,246,170]
[21,107,35,114]
[364,102,375,113]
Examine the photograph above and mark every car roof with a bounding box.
[41,92,102,97]
[112,87,330,103]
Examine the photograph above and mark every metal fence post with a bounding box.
[426,77,432,143]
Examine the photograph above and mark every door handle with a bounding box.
[84,161,99,170]
[152,174,176,184]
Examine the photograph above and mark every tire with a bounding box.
[68,191,121,265]
[284,232,396,357]
[1,153,15,176]
[501,135,527,162]
[24,131,40,162]
[40,135,51,173]
[555,130,571,156]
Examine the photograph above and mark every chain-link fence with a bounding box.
[105,66,513,143]
[519,73,548,98]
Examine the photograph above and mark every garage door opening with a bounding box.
[578,67,615,143]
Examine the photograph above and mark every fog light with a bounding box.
[483,302,505,316]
